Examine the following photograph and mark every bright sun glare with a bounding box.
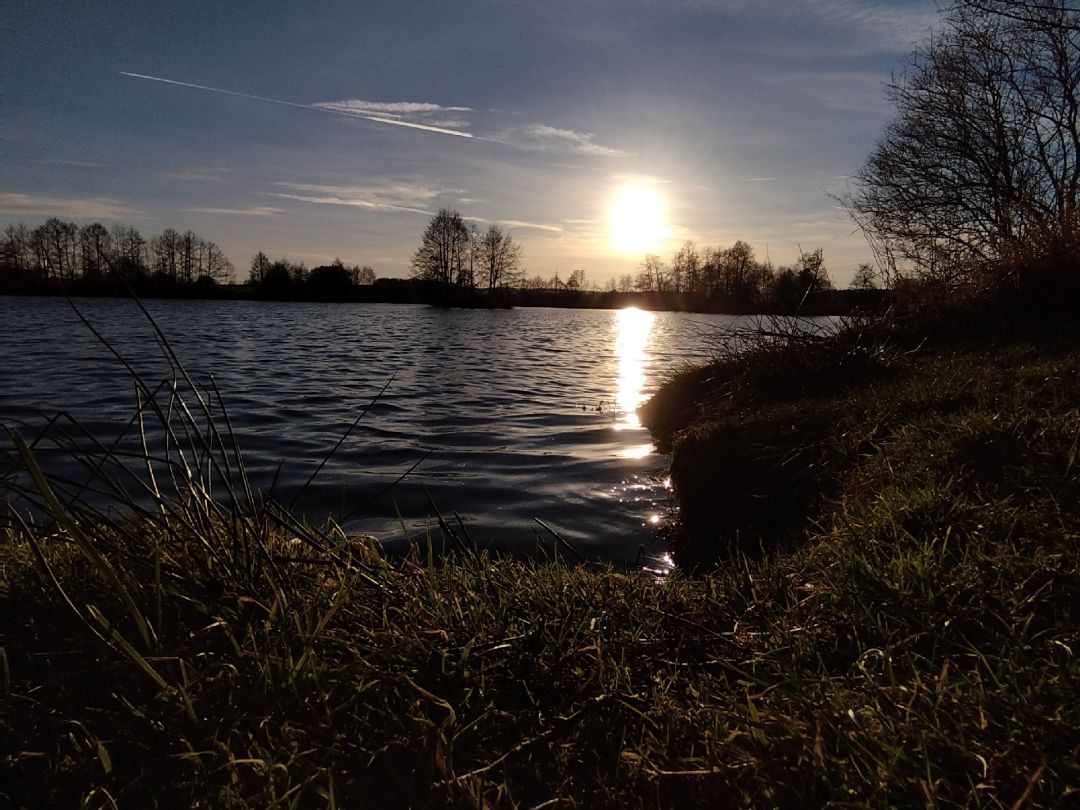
[608,185,667,254]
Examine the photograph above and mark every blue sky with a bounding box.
[1,0,939,285]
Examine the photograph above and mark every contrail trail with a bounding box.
[119,71,475,139]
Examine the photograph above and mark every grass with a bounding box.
[4,501,1078,807]
[1,302,1079,806]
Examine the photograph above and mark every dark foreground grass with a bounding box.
[2,313,1080,806]
[3,505,1078,807]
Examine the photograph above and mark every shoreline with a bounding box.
[0,280,888,316]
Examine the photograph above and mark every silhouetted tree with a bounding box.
[200,240,233,283]
[717,240,767,305]
[354,265,376,285]
[33,218,78,280]
[794,249,832,296]
[111,225,147,280]
[150,228,183,282]
[2,224,33,280]
[249,251,271,284]
[846,0,1080,289]
[411,208,471,287]
[309,259,353,298]
[77,223,112,280]
[476,224,523,290]
[771,266,803,311]
[263,260,294,294]
[671,240,701,294]
[637,254,666,291]
[851,263,878,290]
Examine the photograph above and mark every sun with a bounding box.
[608,185,667,254]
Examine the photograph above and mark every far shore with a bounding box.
[0,277,888,316]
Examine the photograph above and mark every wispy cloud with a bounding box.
[761,69,892,114]
[0,192,142,220]
[685,0,937,56]
[493,124,624,157]
[158,168,233,183]
[39,159,107,169]
[806,0,938,51]
[313,99,476,136]
[120,72,476,139]
[270,180,451,216]
[316,100,472,116]
[183,205,282,217]
[498,219,563,233]
[121,72,624,158]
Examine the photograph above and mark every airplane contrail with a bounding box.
[119,71,475,139]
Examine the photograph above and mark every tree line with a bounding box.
[245,252,377,299]
[608,242,856,313]
[0,218,385,302]
[406,208,878,313]
[1,218,234,288]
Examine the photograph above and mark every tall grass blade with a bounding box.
[13,432,155,650]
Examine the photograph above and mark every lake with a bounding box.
[0,296,746,569]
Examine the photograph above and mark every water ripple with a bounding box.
[0,297,745,565]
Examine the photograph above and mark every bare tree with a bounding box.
[411,209,472,287]
[794,249,832,295]
[475,224,523,291]
[111,225,147,279]
[671,240,701,294]
[78,223,113,280]
[637,254,666,291]
[250,251,271,284]
[201,240,233,283]
[151,228,183,281]
[851,263,878,290]
[33,218,78,280]
[846,0,1080,288]
[2,224,33,278]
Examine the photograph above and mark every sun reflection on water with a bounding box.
[614,307,654,431]
[620,443,654,459]
[608,306,673,574]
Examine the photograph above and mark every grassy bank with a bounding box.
[2,318,1079,806]
[3,507,1077,807]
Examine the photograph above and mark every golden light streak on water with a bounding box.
[614,307,654,431]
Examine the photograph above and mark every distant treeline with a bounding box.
[0,218,234,294]
[1,216,886,314]
[608,242,858,314]
[405,208,886,314]
[531,241,884,315]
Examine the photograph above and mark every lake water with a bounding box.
[0,296,744,568]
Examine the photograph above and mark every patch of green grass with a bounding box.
[644,325,1080,565]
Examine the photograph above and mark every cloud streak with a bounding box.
[493,124,624,157]
[269,181,446,216]
[121,72,624,157]
[500,219,564,233]
[120,72,476,139]
[183,206,282,217]
[0,192,142,220]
